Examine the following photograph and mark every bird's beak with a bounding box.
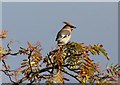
[73,26,76,29]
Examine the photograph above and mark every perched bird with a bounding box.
[56,21,76,46]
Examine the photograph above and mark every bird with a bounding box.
[56,21,76,46]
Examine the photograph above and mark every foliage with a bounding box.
[0,30,120,84]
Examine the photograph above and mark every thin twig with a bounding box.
[60,69,82,83]
[2,60,16,83]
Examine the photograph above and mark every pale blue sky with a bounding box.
[1,0,120,2]
[2,2,118,83]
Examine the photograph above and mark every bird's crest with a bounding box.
[63,21,76,28]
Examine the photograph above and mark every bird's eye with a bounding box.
[71,26,76,28]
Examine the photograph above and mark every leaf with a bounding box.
[89,47,97,55]
[54,70,64,83]
[27,42,34,51]
[84,57,92,64]
[0,46,5,55]
[98,46,110,60]
[106,63,109,69]
[0,30,7,39]
[30,61,36,66]
[0,46,6,61]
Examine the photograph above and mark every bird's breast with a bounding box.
[59,35,71,44]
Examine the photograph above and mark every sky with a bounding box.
[1,0,120,2]
[1,2,118,83]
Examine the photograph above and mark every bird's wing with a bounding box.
[56,30,70,41]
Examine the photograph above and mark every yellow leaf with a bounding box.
[30,61,36,66]
[54,70,61,77]
[27,42,34,51]
[0,46,5,54]
[54,70,64,83]
[0,46,5,60]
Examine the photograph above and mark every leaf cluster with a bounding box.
[0,30,119,84]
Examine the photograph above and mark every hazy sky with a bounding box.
[2,2,118,83]
[1,0,120,2]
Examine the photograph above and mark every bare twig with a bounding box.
[60,69,82,83]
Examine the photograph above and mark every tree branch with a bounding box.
[60,69,82,83]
